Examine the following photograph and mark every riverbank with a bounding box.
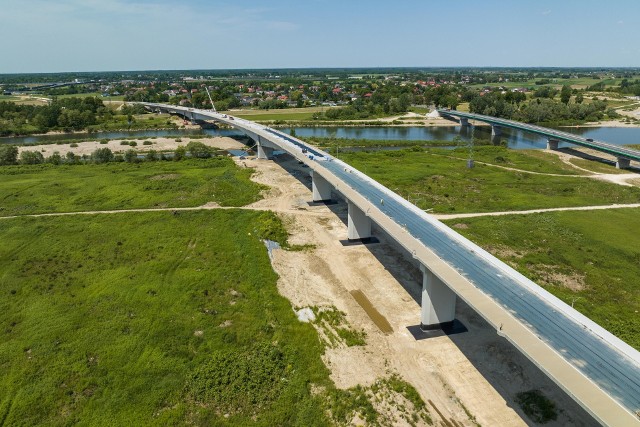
[16,136,245,157]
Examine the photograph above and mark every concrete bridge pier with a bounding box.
[419,264,457,330]
[311,171,333,202]
[347,201,372,241]
[459,117,469,127]
[257,144,274,160]
[547,139,559,150]
[616,157,631,169]
[491,125,502,137]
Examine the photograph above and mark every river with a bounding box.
[1,125,638,150]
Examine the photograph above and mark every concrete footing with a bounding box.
[491,125,502,137]
[547,139,559,150]
[616,157,631,169]
[419,264,457,330]
[347,201,372,241]
[311,171,333,202]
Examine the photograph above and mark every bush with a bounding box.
[20,150,45,165]
[47,152,62,165]
[145,150,158,161]
[70,143,78,148]
[91,147,114,164]
[99,139,109,144]
[124,149,138,163]
[129,141,137,147]
[186,141,213,158]
[143,141,152,146]
[120,140,130,146]
[174,145,186,161]
[0,145,18,166]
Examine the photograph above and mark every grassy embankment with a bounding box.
[337,146,640,213]
[0,159,433,425]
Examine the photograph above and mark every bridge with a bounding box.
[140,103,640,426]
[438,109,640,169]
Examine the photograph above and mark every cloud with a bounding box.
[617,20,624,25]
[541,10,551,15]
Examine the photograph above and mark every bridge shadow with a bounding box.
[357,225,599,426]
[267,153,599,425]
[559,147,640,172]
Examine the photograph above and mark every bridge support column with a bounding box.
[616,157,631,169]
[459,117,469,127]
[347,201,372,241]
[547,139,559,150]
[311,171,333,202]
[256,136,274,160]
[491,125,502,137]
[419,264,456,330]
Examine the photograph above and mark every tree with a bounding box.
[145,150,158,161]
[124,149,138,163]
[91,147,114,164]
[174,146,186,161]
[186,141,212,158]
[66,151,78,164]
[20,150,45,165]
[560,85,572,105]
[0,145,18,165]
[47,151,62,165]
[575,92,584,104]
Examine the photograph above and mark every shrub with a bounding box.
[186,141,212,158]
[129,141,137,147]
[0,145,18,165]
[174,146,186,161]
[124,149,138,163]
[91,147,114,164]
[70,143,78,148]
[120,140,130,146]
[99,139,109,144]
[145,150,158,161]
[20,150,45,165]
[516,390,557,423]
[143,141,152,146]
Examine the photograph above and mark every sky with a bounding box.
[1,0,639,73]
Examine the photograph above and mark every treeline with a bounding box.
[0,141,219,166]
[0,97,105,136]
[467,92,615,124]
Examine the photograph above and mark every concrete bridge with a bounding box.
[438,109,640,169]
[140,103,640,426]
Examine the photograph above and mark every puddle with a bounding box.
[350,289,393,334]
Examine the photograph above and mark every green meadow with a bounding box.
[443,209,640,349]
[338,147,640,213]
[0,210,332,425]
[0,158,264,217]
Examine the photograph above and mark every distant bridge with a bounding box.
[438,109,640,169]
[140,103,640,426]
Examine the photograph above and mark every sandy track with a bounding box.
[239,156,598,426]
[432,202,640,220]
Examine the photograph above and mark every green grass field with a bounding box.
[0,159,264,216]
[443,208,640,349]
[0,210,332,425]
[338,147,640,213]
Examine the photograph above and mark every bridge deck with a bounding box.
[438,109,640,162]
[141,103,640,425]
